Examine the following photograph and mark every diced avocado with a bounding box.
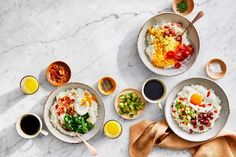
[127,99,131,104]
[119,110,124,115]
[129,103,135,111]
[118,103,124,108]
[176,104,181,109]
[119,95,125,100]
[184,119,189,124]
[181,103,186,108]
[129,114,134,118]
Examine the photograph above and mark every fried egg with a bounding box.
[87,101,98,124]
[179,85,219,112]
[74,98,89,115]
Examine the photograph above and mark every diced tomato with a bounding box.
[208,104,212,106]
[164,25,170,29]
[178,44,187,50]
[166,51,175,59]
[179,97,187,101]
[187,45,194,54]
[214,110,218,113]
[201,104,206,107]
[164,30,170,35]
[171,30,176,36]
[173,51,183,60]
[174,62,181,68]
[207,90,211,97]
[182,50,190,58]
[55,104,58,109]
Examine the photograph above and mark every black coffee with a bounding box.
[144,80,164,100]
[20,115,40,135]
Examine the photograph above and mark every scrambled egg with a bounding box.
[146,27,179,68]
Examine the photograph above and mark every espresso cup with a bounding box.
[141,77,167,109]
[16,113,48,139]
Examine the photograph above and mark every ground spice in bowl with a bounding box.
[101,79,114,92]
[98,77,116,95]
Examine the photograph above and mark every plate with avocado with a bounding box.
[115,88,146,120]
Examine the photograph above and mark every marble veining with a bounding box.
[0,0,236,157]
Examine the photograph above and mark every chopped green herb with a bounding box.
[176,0,188,13]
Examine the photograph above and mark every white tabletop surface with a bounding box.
[0,0,236,156]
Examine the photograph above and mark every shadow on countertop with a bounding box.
[0,95,49,156]
[0,88,26,114]
[0,123,28,156]
[38,68,55,92]
[117,27,153,88]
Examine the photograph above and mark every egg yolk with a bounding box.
[190,94,203,105]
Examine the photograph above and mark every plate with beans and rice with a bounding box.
[165,78,229,142]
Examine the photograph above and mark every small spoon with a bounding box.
[176,11,204,41]
[78,134,97,156]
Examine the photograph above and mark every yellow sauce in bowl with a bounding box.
[103,120,122,139]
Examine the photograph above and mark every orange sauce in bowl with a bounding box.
[46,61,71,86]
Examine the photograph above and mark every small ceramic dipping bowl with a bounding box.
[206,58,227,80]
[98,77,116,95]
[46,61,71,87]
[172,0,194,16]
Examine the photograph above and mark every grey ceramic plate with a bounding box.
[165,78,229,142]
[137,12,200,76]
[44,82,105,143]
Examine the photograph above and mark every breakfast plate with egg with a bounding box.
[165,78,229,142]
[137,12,199,76]
[44,82,105,143]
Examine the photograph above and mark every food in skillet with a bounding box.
[171,84,222,133]
[50,88,98,135]
[146,21,194,69]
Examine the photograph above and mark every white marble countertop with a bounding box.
[0,0,236,156]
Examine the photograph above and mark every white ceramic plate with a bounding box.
[137,12,200,76]
[44,82,105,143]
[165,77,229,142]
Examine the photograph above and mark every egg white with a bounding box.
[180,85,218,112]
[74,98,89,115]
[87,101,98,124]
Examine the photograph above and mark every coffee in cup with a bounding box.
[16,113,48,138]
[142,77,167,109]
